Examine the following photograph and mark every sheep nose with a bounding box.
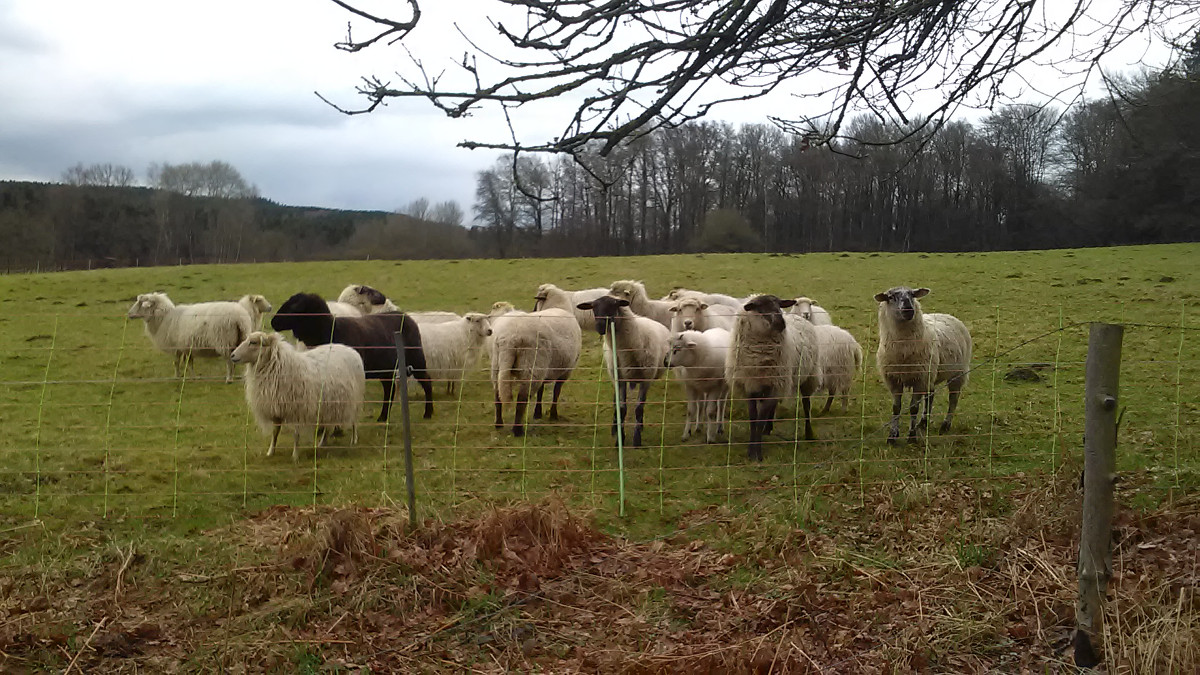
[683,320,693,329]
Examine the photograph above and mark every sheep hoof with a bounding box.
[939,420,952,434]
[886,435,898,445]
[512,427,524,438]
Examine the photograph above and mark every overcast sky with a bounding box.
[0,1,1181,220]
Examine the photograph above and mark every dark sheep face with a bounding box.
[742,294,794,333]
[874,286,929,323]
[577,295,628,336]
[270,292,331,331]
[357,285,388,306]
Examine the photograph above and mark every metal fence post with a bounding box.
[1075,322,1123,668]
[393,329,417,526]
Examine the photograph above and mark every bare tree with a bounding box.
[62,162,136,187]
[323,0,1200,155]
[148,161,258,199]
[399,197,430,220]
[430,200,465,226]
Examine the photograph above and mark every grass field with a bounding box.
[0,244,1196,671]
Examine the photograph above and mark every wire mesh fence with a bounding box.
[0,306,1196,527]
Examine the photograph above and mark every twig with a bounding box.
[114,543,135,604]
[64,617,107,674]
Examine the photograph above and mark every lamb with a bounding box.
[238,294,272,330]
[668,328,731,443]
[811,324,863,415]
[489,307,582,436]
[874,286,972,443]
[668,297,737,334]
[725,294,820,461]
[576,295,671,447]
[418,312,493,394]
[663,288,744,310]
[533,283,609,331]
[127,292,253,383]
[609,280,674,328]
[789,297,833,326]
[231,332,365,460]
[270,292,434,421]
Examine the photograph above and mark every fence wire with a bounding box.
[0,308,1196,526]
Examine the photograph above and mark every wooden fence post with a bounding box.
[1074,322,1123,667]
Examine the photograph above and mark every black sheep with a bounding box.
[271,292,434,421]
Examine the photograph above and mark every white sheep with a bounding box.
[668,328,731,443]
[789,297,833,325]
[237,294,272,330]
[534,283,609,331]
[490,307,582,436]
[668,297,737,334]
[416,312,493,395]
[231,332,365,460]
[576,295,671,448]
[127,292,253,383]
[663,287,744,310]
[874,286,972,443]
[410,311,462,325]
[811,324,863,415]
[725,295,820,461]
[609,280,674,328]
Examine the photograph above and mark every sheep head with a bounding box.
[577,295,629,336]
[669,298,709,331]
[231,331,281,365]
[741,295,793,334]
[874,286,929,323]
[128,292,172,319]
[271,292,332,332]
[609,280,644,302]
[533,283,557,311]
[464,312,493,337]
[667,331,701,368]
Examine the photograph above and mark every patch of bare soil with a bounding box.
[1,484,1195,673]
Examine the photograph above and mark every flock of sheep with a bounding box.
[126,280,974,461]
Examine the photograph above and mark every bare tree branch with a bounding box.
[321,0,1200,154]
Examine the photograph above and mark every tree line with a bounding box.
[471,65,1199,257]
[0,161,475,271]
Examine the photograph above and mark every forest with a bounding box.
[1,65,1195,272]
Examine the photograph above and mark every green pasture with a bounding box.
[0,244,1196,538]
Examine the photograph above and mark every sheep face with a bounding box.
[609,280,641,303]
[874,287,929,323]
[127,293,171,319]
[245,294,272,314]
[669,298,709,331]
[577,295,629,336]
[490,301,516,317]
[667,333,699,368]
[741,295,794,334]
[231,331,280,365]
[464,313,493,337]
[793,297,816,322]
[271,292,331,332]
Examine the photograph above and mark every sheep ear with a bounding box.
[743,302,755,312]
[686,339,698,348]
[617,299,630,307]
[699,303,708,310]
[576,302,593,311]
[913,288,930,298]
[874,292,889,303]
[778,299,796,308]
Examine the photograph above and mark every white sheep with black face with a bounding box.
[577,295,671,448]
[874,286,972,443]
[127,292,253,383]
[231,332,365,460]
[725,294,820,462]
[337,284,395,314]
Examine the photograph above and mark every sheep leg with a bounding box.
[907,390,924,442]
[532,383,546,420]
[548,379,566,421]
[378,380,394,422]
[417,374,434,420]
[820,392,834,416]
[173,353,184,378]
[493,386,504,429]
[887,390,903,444]
[801,392,815,441]
[632,382,649,447]
[223,354,235,384]
[681,391,696,441]
[941,378,963,433]
[747,395,764,462]
[512,387,528,437]
[267,425,281,457]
